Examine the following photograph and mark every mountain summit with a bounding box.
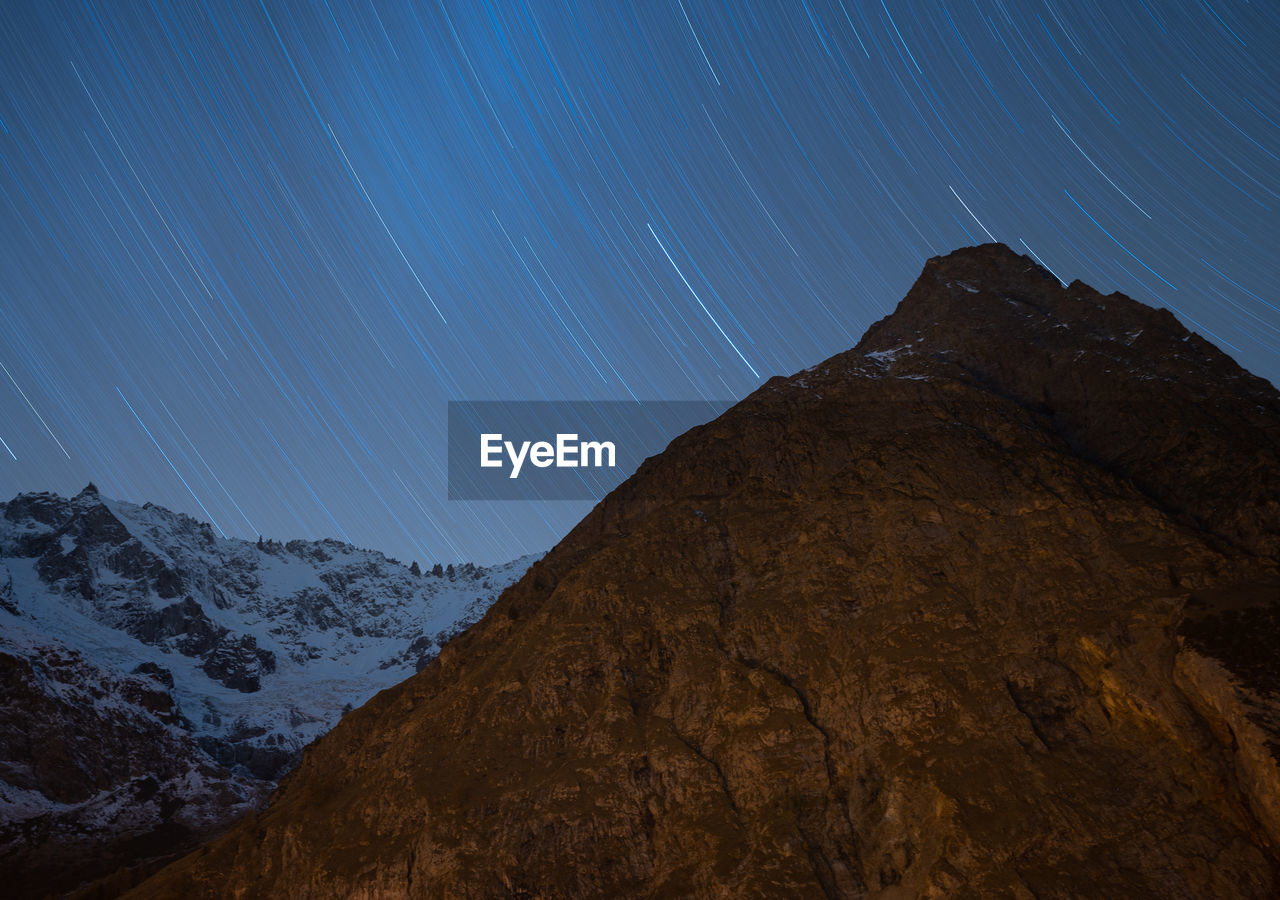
[130,244,1280,898]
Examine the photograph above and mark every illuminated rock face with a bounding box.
[134,243,1280,899]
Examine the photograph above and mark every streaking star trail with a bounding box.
[0,0,1277,563]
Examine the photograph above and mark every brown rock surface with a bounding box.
[0,638,265,899]
[129,243,1280,898]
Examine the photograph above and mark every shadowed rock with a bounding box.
[129,244,1280,898]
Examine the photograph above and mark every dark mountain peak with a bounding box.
[923,240,1059,287]
[860,242,1187,361]
[130,249,1280,899]
[78,481,100,498]
[2,490,66,527]
[825,245,1280,559]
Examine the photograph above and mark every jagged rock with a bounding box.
[0,563,14,616]
[199,633,275,693]
[130,244,1280,899]
[128,597,220,653]
[0,489,536,898]
[0,633,265,899]
[130,662,175,689]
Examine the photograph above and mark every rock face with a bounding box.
[0,489,535,898]
[130,244,1280,898]
[0,633,266,899]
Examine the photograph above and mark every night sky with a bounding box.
[1,1,1277,565]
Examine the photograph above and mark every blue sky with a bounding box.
[1,0,1276,563]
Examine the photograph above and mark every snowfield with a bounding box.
[0,485,536,877]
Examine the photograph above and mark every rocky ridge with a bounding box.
[0,488,535,897]
[130,243,1280,897]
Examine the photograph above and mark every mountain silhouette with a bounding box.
[127,244,1280,898]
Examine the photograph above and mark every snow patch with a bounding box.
[865,340,918,370]
[0,490,539,807]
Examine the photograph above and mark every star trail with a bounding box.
[1,1,1277,564]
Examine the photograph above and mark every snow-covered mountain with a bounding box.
[0,484,537,896]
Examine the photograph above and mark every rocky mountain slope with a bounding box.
[0,488,535,897]
[129,243,1280,898]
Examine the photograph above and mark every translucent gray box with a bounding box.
[447,400,731,500]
